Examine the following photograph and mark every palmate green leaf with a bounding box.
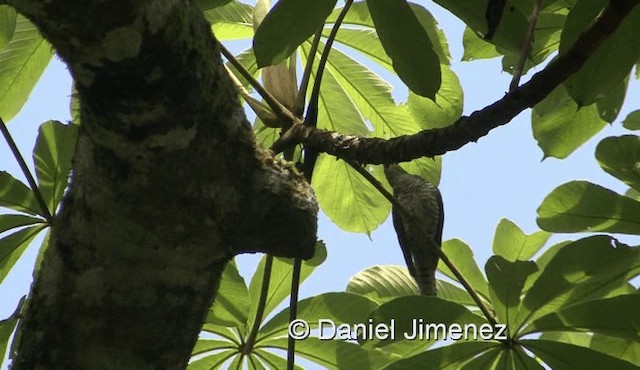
[436,280,477,307]
[187,349,236,370]
[0,5,16,50]
[514,235,640,331]
[542,331,640,367]
[523,294,640,340]
[622,109,640,130]
[381,341,498,370]
[254,349,304,370]
[347,265,419,304]
[312,156,389,234]
[326,2,451,67]
[0,213,43,233]
[462,26,500,61]
[521,240,570,293]
[301,43,369,136]
[204,260,249,330]
[347,264,478,307]
[596,75,628,123]
[488,346,544,370]
[0,171,40,216]
[262,337,392,369]
[253,0,337,67]
[461,347,538,370]
[304,42,418,137]
[492,219,550,262]
[532,85,606,159]
[194,0,233,11]
[596,135,640,192]
[458,347,501,369]
[522,339,639,370]
[33,120,78,215]
[200,324,241,345]
[437,239,490,300]
[0,15,53,121]
[203,1,254,40]
[463,9,565,75]
[589,334,640,366]
[254,117,280,149]
[502,11,566,76]
[300,41,412,233]
[191,339,237,356]
[0,224,44,284]
[485,256,537,335]
[561,0,640,106]
[259,292,378,340]
[366,0,441,99]
[0,299,21,369]
[364,296,488,350]
[537,181,640,234]
[246,241,326,331]
[434,0,528,53]
[400,157,443,186]
[406,66,463,130]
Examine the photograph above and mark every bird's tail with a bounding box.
[411,250,439,296]
[413,268,437,296]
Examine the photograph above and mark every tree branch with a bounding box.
[272,0,639,163]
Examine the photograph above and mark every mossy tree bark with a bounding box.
[5,1,317,368]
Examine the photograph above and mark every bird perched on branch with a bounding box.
[384,164,444,296]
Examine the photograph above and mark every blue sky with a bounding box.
[1,1,639,368]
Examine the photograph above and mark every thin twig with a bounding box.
[218,43,294,123]
[303,0,353,128]
[294,29,323,119]
[301,0,354,177]
[345,160,498,328]
[510,0,542,91]
[0,116,53,223]
[243,255,274,354]
[286,259,302,370]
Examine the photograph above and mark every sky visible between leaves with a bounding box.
[1,1,639,368]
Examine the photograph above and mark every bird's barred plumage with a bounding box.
[384,164,444,296]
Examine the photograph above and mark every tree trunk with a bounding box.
[6,1,317,368]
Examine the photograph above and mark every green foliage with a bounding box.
[0,171,41,216]
[366,0,441,99]
[437,239,490,299]
[0,119,73,311]
[188,242,393,369]
[492,218,550,262]
[253,0,338,67]
[538,134,640,234]
[1,1,640,369]
[0,300,21,369]
[0,5,16,50]
[434,0,528,53]
[0,15,53,121]
[560,0,640,106]
[33,121,78,215]
[623,109,640,130]
[194,0,234,11]
[209,0,460,232]
[532,85,607,159]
